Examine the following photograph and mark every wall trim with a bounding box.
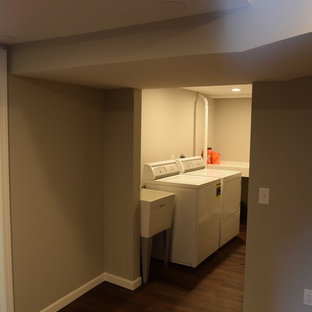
[40,274,105,312]
[40,273,142,312]
[104,273,142,291]
[0,48,14,312]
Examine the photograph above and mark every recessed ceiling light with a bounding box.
[232,88,241,92]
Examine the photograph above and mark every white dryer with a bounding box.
[176,156,242,247]
[143,160,222,268]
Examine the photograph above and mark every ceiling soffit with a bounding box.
[0,0,251,44]
[13,33,312,89]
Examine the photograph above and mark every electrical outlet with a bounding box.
[304,289,312,306]
[258,188,270,204]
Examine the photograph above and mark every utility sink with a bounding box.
[140,189,175,238]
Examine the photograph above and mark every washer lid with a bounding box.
[206,161,249,177]
[150,174,221,188]
[184,168,241,182]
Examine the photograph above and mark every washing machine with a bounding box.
[176,156,242,247]
[143,160,222,268]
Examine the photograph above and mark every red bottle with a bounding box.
[207,147,213,164]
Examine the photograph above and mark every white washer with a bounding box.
[143,160,222,268]
[176,156,242,247]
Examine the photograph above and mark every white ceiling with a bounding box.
[0,0,251,44]
[14,32,312,90]
[184,84,252,98]
[3,0,312,92]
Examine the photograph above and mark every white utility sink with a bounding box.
[140,188,175,238]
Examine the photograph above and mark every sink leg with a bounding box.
[141,237,153,284]
[164,229,171,269]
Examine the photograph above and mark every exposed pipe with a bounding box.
[202,95,209,166]
[193,93,199,156]
[193,93,209,163]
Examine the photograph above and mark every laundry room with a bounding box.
[141,86,251,168]
[141,85,252,216]
[3,0,312,310]
[140,84,252,283]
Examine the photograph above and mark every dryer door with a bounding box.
[223,178,241,220]
[197,184,221,265]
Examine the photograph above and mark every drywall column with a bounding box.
[103,89,141,286]
[0,48,14,312]
[244,77,312,312]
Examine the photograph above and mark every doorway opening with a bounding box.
[139,83,252,309]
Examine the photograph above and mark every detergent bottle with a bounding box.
[207,147,213,164]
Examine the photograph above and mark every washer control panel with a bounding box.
[176,156,205,173]
[143,160,180,180]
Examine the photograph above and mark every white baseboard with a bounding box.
[40,272,142,312]
[40,273,105,312]
[104,272,142,291]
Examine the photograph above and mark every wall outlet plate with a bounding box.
[304,289,312,306]
[258,187,270,204]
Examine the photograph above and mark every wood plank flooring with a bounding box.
[60,226,246,312]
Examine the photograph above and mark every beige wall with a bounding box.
[103,89,141,281]
[213,98,251,162]
[141,88,196,166]
[141,89,249,176]
[244,77,312,312]
[8,77,142,311]
[141,88,215,178]
[8,76,106,312]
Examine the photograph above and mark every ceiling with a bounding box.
[14,32,312,90]
[3,0,312,92]
[0,0,251,45]
[184,84,252,98]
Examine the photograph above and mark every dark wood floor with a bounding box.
[60,225,246,312]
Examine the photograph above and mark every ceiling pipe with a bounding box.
[200,94,209,166]
[193,93,199,156]
[193,93,209,164]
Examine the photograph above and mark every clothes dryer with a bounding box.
[143,160,221,268]
[176,156,241,247]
